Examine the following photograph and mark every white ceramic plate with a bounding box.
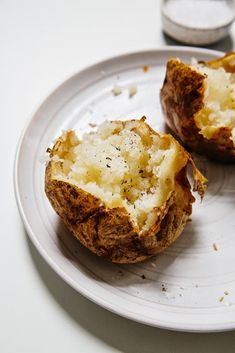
[14,47,235,332]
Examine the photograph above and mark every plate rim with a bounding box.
[14,46,234,333]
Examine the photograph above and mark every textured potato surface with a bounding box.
[192,59,235,145]
[160,53,235,162]
[45,118,206,263]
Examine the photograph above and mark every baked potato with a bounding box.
[160,52,235,162]
[45,118,206,263]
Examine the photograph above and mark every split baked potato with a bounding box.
[45,118,206,263]
[160,52,235,162]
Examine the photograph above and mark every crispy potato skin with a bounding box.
[46,164,194,263]
[205,52,235,73]
[160,56,235,162]
[45,120,205,264]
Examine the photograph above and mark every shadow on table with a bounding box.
[27,236,235,353]
[161,31,234,52]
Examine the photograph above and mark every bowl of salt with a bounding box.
[161,0,235,45]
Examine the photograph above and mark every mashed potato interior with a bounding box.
[191,60,235,145]
[52,120,187,232]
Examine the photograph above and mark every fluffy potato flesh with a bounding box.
[45,118,206,263]
[160,53,235,162]
[191,59,235,146]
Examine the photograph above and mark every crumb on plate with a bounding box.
[129,86,137,98]
[143,65,149,73]
[112,85,122,96]
[89,123,97,128]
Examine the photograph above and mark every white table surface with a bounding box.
[2,0,235,352]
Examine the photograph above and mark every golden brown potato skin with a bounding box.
[205,52,235,73]
[45,122,205,264]
[160,55,235,162]
[46,165,194,263]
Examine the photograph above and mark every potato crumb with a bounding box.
[224,291,229,295]
[219,296,224,302]
[213,243,218,251]
[89,123,97,128]
[191,61,235,146]
[143,65,149,73]
[129,86,137,98]
[112,85,122,96]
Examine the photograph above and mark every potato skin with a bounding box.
[45,121,205,264]
[46,165,194,263]
[205,52,235,73]
[160,56,235,162]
